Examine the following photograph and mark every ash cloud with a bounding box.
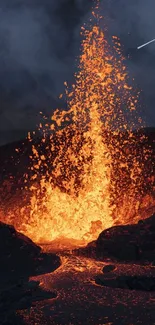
[0,0,155,145]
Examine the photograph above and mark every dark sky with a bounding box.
[0,0,155,145]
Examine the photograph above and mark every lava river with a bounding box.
[17,247,155,325]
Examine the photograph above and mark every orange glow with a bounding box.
[1,2,154,245]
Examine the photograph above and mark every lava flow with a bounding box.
[1,2,154,245]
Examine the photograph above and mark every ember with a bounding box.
[1,2,154,245]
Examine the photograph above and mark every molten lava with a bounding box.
[1,2,154,245]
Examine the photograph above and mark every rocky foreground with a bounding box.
[0,222,61,324]
[1,214,155,324]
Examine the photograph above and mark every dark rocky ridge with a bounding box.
[0,222,61,324]
[95,274,155,291]
[0,221,61,284]
[74,213,155,264]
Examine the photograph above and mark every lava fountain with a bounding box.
[1,2,154,245]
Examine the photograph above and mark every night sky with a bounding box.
[0,0,155,145]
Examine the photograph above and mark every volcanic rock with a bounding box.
[0,221,61,281]
[0,222,61,324]
[102,264,116,273]
[75,214,155,264]
[0,221,41,280]
[96,226,140,262]
[95,274,155,291]
[0,279,57,324]
[96,214,155,263]
[34,252,61,275]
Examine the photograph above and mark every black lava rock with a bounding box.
[96,274,155,291]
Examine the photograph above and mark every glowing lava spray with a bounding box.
[2,2,153,245]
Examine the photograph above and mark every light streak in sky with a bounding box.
[137,38,155,50]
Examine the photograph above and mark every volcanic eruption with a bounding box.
[0,1,154,246]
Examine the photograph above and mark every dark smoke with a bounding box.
[0,0,155,145]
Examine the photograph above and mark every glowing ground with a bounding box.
[17,248,155,325]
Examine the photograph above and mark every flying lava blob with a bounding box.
[1,1,154,245]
